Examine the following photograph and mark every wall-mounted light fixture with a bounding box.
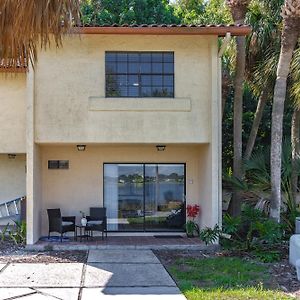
[76,145,86,151]
[156,145,166,152]
[8,154,16,159]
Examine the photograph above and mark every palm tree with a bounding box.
[270,0,300,222]
[226,0,251,216]
[0,0,80,68]
[243,0,282,159]
[291,107,300,199]
[290,47,300,200]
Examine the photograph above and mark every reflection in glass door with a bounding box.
[104,163,185,231]
[104,164,144,231]
[145,164,185,231]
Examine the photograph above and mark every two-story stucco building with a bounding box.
[0,25,250,245]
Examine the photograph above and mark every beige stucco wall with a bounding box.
[0,154,26,203]
[39,144,216,236]
[34,34,217,144]
[0,74,26,153]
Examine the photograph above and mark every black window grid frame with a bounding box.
[48,160,69,170]
[105,51,175,98]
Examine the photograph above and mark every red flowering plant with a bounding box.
[186,204,201,237]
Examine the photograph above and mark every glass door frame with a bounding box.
[103,162,186,232]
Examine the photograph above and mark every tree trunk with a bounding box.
[244,84,271,160]
[270,29,299,222]
[222,71,231,119]
[230,35,246,216]
[291,107,300,202]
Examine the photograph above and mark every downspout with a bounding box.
[217,32,231,227]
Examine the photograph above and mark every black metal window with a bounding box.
[105,52,174,98]
[48,160,69,169]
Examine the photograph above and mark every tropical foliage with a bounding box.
[0,0,80,67]
[1,0,300,236]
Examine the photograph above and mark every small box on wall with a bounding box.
[48,160,69,170]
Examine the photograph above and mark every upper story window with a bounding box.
[105,51,174,98]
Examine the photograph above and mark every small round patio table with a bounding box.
[75,224,91,242]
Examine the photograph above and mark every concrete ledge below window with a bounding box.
[88,97,191,112]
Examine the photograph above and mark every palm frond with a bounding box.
[0,0,81,68]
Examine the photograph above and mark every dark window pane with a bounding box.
[128,53,139,62]
[59,160,69,169]
[128,86,139,97]
[106,53,116,62]
[128,62,139,74]
[152,63,162,73]
[164,75,173,86]
[117,62,127,73]
[152,87,163,97]
[164,63,174,74]
[119,86,128,97]
[106,74,118,89]
[48,160,59,169]
[164,86,174,97]
[141,75,151,86]
[152,53,163,62]
[128,75,139,85]
[106,62,117,74]
[140,62,151,73]
[106,89,120,97]
[152,75,163,86]
[163,53,174,62]
[117,75,127,86]
[140,53,151,62]
[117,53,127,61]
[141,87,152,97]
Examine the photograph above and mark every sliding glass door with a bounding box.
[104,163,185,232]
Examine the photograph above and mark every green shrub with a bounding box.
[9,220,26,245]
[201,206,285,262]
[199,225,221,245]
[0,223,10,241]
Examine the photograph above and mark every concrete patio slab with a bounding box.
[88,249,160,263]
[81,287,186,299]
[0,263,83,287]
[84,263,176,287]
[0,263,6,272]
[36,288,80,300]
[13,293,56,299]
[0,288,36,300]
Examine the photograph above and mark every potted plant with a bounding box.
[80,211,87,226]
[186,204,200,238]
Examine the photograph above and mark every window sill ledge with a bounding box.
[88,97,191,112]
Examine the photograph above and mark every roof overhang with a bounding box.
[75,25,251,37]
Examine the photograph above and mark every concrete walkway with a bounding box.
[0,250,186,300]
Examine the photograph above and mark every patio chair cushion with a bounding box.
[62,221,73,226]
[87,220,103,225]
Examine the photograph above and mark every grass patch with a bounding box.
[184,287,292,300]
[168,256,293,300]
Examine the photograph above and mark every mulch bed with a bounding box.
[0,239,87,263]
[154,249,300,298]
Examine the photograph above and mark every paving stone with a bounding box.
[0,263,83,287]
[36,288,80,300]
[0,288,36,300]
[88,250,160,263]
[81,287,187,299]
[84,263,176,287]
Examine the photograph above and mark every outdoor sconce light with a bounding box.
[156,145,166,152]
[8,154,16,159]
[76,145,86,151]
